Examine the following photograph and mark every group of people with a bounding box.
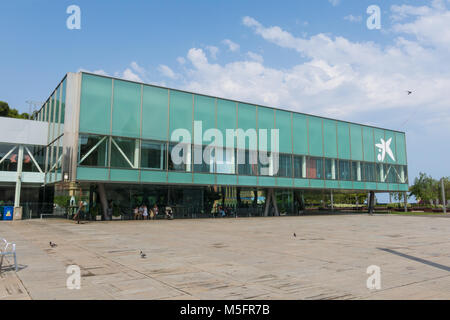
[134,204,159,220]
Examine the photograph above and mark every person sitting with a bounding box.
[165,206,173,220]
[219,205,226,217]
[138,204,144,220]
[150,204,158,220]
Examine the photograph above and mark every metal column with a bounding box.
[441,178,447,214]
[14,145,24,208]
[368,191,375,215]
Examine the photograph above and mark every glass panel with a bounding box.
[362,126,375,162]
[395,132,407,165]
[45,101,49,122]
[141,140,166,170]
[351,161,362,181]
[337,121,351,159]
[325,158,336,180]
[323,119,337,158]
[376,163,384,182]
[338,159,351,180]
[168,142,191,171]
[384,164,398,183]
[350,124,363,161]
[384,131,397,164]
[111,137,137,168]
[78,134,109,167]
[112,80,141,138]
[374,128,385,162]
[237,149,258,175]
[308,117,323,156]
[215,147,235,174]
[142,86,168,140]
[169,91,193,142]
[401,165,408,184]
[306,156,323,179]
[293,155,306,178]
[193,145,214,173]
[217,99,236,145]
[60,79,66,124]
[258,151,277,176]
[238,103,257,150]
[0,143,18,171]
[276,153,292,177]
[292,113,308,155]
[362,162,375,182]
[24,144,46,172]
[79,73,112,135]
[275,110,292,154]
[258,107,274,152]
[194,95,216,136]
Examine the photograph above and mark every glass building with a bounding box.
[26,71,409,218]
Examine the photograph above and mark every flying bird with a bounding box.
[140,251,146,258]
[406,90,412,95]
[49,241,57,248]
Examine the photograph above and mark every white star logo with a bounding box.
[375,138,395,162]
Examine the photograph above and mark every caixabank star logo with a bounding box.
[376,138,395,162]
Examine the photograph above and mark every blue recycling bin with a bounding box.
[3,206,13,220]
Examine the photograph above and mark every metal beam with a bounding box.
[25,146,43,173]
[111,138,135,168]
[78,136,107,165]
[0,146,17,165]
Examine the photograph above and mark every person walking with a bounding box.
[73,200,84,224]
[133,206,139,220]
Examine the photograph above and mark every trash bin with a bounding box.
[3,206,14,220]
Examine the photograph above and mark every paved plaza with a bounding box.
[0,214,449,300]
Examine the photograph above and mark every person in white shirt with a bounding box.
[143,205,149,220]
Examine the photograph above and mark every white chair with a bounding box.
[0,238,18,272]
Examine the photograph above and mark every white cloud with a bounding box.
[222,39,240,52]
[205,45,219,59]
[391,3,450,50]
[247,51,263,63]
[172,9,450,137]
[328,0,340,7]
[120,68,142,82]
[130,61,146,75]
[344,15,362,23]
[177,57,186,65]
[158,64,178,79]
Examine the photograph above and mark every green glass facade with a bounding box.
[33,72,409,194]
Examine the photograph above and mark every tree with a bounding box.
[0,101,31,119]
[0,101,9,117]
[409,172,439,205]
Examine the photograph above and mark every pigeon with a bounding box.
[140,251,146,258]
[406,90,412,95]
[49,241,57,248]
[293,233,296,237]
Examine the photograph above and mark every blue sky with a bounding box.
[0,0,449,191]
